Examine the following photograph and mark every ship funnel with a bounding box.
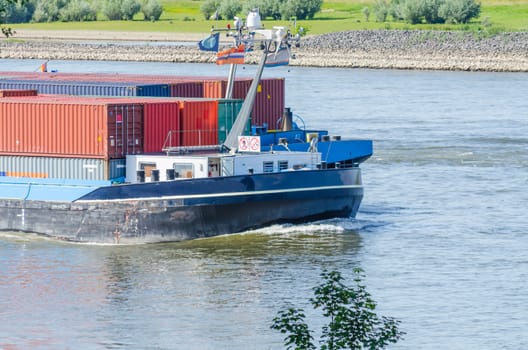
[281,107,293,131]
[246,9,262,30]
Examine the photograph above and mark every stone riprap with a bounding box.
[299,30,528,71]
[1,30,527,72]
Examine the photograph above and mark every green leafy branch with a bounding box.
[272,269,404,350]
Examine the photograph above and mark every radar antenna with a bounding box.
[208,9,301,152]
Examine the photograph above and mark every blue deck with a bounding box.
[0,177,108,201]
[257,132,373,165]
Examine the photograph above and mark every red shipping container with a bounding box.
[180,100,219,147]
[143,102,181,153]
[0,89,38,97]
[170,81,204,98]
[29,95,183,153]
[0,96,143,159]
[248,78,285,128]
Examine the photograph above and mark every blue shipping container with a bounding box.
[0,80,171,97]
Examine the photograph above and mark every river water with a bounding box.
[1,59,527,350]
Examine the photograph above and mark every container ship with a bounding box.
[0,13,372,243]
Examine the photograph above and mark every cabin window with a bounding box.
[173,163,194,178]
[263,161,274,173]
[293,164,306,170]
[278,160,289,171]
[140,162,157,177]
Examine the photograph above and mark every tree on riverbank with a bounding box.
[272,269,404,350]
[0,0,163,23]
[1,0,20,35]
[373,0,480,24]
[200,0,323,21]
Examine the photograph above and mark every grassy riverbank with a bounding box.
[9,0,528,36]
[4,0,527,72]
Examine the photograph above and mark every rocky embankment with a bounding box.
[2,29,528,72]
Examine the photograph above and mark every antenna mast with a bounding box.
[212,9,300,151]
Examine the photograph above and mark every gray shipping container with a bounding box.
[0,156,126,181]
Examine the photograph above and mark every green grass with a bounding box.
[480,4,528,30]
[9,0,528,34]
[13,19,212,34]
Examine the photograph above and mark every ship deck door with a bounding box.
[208,157,221,177]
[140,162,157,182]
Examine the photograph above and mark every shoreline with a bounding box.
[1,29,528,72]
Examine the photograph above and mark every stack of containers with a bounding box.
[91,97,243,151]
[0,94,247,180]
[0,69,281,182]
[0,72,203,97]
[0,71,285,127]
[142,98,246,149]
[0,95,144,181]
[202,77,285,128]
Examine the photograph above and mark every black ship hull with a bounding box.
[0,168,362,243]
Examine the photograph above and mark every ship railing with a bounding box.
[162,129,228,154]
[163,144,224,155]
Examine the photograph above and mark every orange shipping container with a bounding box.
[0,96,143,159]
[203,79,251,99]
[202,80,228,99]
